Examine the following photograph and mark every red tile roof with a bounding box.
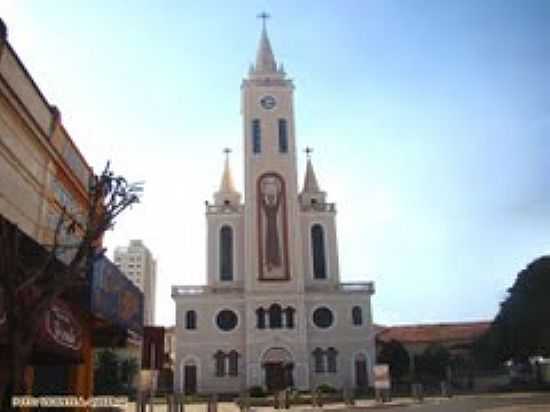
[376,321,491,345]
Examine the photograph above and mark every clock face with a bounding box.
[260,95,277,110]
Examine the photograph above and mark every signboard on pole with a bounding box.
[373,364,391,390]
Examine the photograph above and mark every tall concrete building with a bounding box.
[171,19,376,395]
[115,240,157,325]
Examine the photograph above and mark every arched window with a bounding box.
[278,119,288,153]
[312,348,325,373]
[214,351,226,377]
[327,347,338,373]
[352,306,363,326]
[284,307,296,329]
[311,224,327,279]
[228,351,239,376]
[252,119,261,153]
[256,308,266,329]
[185,310,196,330]
[219,226,233,281]
[269,304,282,329]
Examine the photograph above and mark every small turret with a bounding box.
[214,148,241,206]
[299,148,327,207]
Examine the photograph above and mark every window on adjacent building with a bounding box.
[312,307,334,329]
[252,119,261,153]
[352,306,363,326]
[269,304,282,329]
[311,224,327,279]
[327,347,338,373]
[216,310,238,332]
[214,351,226,377]
[284,307,295,329]
[256,308,266,329]
[313,348,325,373]
[219,226,233,281]
[185,310,197,330]
[278,119,288,153]
[228,351,239,376]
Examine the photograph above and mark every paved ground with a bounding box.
[348,392,550,412]
[126,392,550,412]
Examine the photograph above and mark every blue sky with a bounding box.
[2,1,549,326]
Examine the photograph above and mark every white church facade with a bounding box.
[172,20,376,394]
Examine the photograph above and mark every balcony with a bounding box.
[301,202,336,213]
[171,285,243,297]
[205,204,244,215]
[307,281,375,294]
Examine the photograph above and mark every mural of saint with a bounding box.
[258,174,289,279]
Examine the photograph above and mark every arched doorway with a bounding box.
[262,347,294,391]
[354,353,369,392]
[181,358,198,395]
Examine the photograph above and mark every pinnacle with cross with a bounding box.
[223,148,232,160]
[257,12,270,29]
[304,147,314,159]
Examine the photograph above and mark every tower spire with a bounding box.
[219,148,237,193]
[299,148,327,206]
[214,148,241,206]
[254,12,277,74]
[302,148,321,193]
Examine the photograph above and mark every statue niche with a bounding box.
[257,173,289,280]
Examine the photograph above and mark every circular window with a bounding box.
[216,310,238,331]
[312,307,334,329]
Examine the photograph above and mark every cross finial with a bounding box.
[223,147,232,161]
[257,12,271,30]
[304,147,314,159]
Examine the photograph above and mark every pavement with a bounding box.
[125,392,550,412]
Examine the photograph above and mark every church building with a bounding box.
[172,18,376,394]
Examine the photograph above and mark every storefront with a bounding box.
[0,218,143,406]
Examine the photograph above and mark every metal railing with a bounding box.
[301,202,336,213]
[171,285,244,297]
[205,204,244,214]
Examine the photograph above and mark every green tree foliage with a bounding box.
[377,339,410,383]
[415,344,451,383]
[120,358,139,390]
[94,350,139,395]
[94,349,122,395]
[475,256,550,365]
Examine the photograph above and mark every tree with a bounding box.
[377,339,410,383]
[0,162,142,409]
[475,256,550,365]
[94,349,122,395]
[120,357,139,393]
[94,350,139,395]
[415,344,451,383]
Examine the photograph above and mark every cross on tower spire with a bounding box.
[223,147,232,161]
[257,12,271,30]
[304,147,314,159]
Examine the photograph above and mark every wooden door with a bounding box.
[355,359,368,390]
[184,365,197,395]
[265,362,286,391]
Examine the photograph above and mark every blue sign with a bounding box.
[89,257,144,333]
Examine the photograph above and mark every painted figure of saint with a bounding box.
[261,177,282,271]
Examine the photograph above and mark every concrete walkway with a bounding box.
[126,397,449,412]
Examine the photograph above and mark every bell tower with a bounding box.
[241,14,304,292]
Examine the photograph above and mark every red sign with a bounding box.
[0,288,82,361]
[42,302,83,352]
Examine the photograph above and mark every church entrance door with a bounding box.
[184,365,197,395]
[265,362,286,391]
[262,347,294,391]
